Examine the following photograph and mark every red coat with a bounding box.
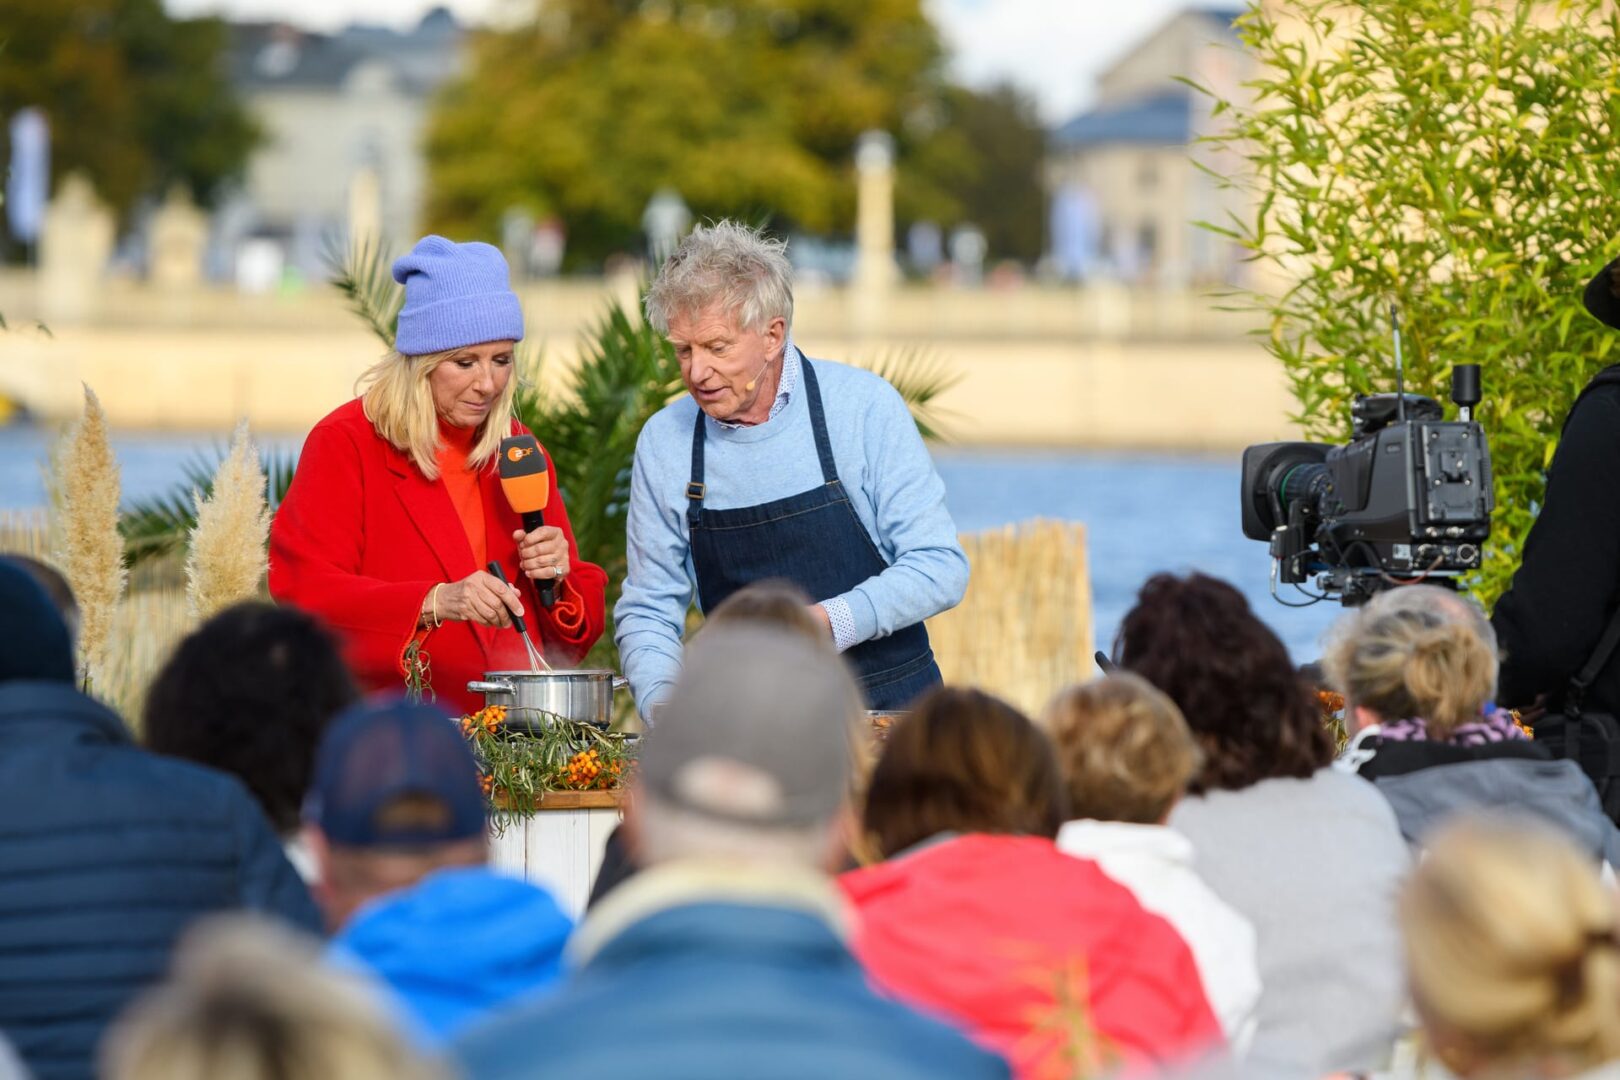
[269,399,607,717]
[840,834,1223,1080]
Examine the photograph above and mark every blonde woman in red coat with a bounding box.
[270,236,606,716]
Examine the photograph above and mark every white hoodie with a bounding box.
[1057,818,1261,1054]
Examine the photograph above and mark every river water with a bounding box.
[0,424,1343,661]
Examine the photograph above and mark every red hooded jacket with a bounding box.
[840,834,1223,1080]
[269,399,607,716]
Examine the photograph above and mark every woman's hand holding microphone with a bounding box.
[513,526,570,584]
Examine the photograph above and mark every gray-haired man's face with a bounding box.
[665,304,786,425]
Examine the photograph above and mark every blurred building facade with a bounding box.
[1046,8,1251,287]
[223,8,466,280]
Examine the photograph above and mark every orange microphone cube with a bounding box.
[498,435,550,514]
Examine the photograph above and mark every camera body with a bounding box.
[1240,367,1493,605]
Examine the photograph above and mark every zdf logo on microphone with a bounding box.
[506,445,537,463]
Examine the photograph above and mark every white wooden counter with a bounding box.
[488,791,622,919]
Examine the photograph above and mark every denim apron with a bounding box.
[686,358,942,710]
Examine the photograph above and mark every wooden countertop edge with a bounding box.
[496,790,625,812]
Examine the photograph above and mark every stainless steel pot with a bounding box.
[467,670,627,730]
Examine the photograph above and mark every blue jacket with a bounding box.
[331,866,572,1046]
[455,893,1010,1080]
[0,680,319,1080]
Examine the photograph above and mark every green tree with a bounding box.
[426,0,956,264]
[0,0,258,235]
[901,83,1048,264]
[1204,0,1620,606]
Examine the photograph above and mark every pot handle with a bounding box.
[612,676,629,692]
[467,678,516,696]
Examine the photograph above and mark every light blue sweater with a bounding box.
[615,349,968,712]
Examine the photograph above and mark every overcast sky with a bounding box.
[162,0,1223,124]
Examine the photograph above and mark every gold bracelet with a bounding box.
[428,583,444,629]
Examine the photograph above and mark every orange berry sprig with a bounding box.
[563,748,605,789]
[459,705,507,737]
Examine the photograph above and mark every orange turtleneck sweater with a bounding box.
[436,418,487,569]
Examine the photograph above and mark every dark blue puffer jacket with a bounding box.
[0,680,320,1080]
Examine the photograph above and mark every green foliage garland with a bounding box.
[461,705,634,817]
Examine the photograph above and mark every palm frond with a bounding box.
[863,347,962,442]
[327,235,402,349]
[513,292,683,671]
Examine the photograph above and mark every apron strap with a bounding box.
[686,407,707,528]
[800,359,839,487]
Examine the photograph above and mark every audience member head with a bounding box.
[1323,584,1497,737]
[861,687,1068,860]
[703,580,873,831]
[1402,817,1620,1078]
[704,579,829,649]
[1044,672,1203,825]
[0,554,79,642]
[102,915,442,1080]
[144,602,360,834]
[1115,572,1331,794]
[0,559,74,685]
[302,699,488,932]
[628,625,862,872]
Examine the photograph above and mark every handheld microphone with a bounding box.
[497,434,557,609]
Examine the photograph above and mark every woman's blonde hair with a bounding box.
[1043,672,1203,825]
[103,915,443,1080]
[1403,817,1620,1076]
[1323,584,1497,737]
[357,347,516,480]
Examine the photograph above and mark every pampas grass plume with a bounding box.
[53,385,128,690]
[186,421,271,618]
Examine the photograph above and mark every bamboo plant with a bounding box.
[1198,0,1620,606]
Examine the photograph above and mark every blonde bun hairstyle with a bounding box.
[1324,584,1498,737]
[1403,818,1620,1075]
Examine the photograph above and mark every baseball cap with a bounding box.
[638,625,861,826]
[304,698,486,847]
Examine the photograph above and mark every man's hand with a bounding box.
[809,603,832,638]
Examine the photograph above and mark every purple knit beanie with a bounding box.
[391,235,525,356]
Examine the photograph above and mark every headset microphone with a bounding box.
[497,434,557,610]
[744,355,773,393]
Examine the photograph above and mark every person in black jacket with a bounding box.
[0,563,319,1080]
[1493,256,1620,716]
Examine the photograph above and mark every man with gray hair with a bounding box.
[454,626,1009,1079]
[615,220,968,716]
